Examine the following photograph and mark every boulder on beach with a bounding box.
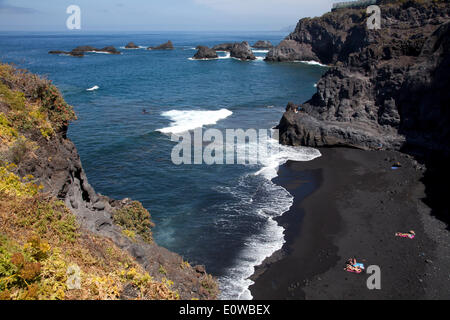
[252,40,273,49]
[212,43,234,51]
[147,41,174,50]
[192,46,219,60]
[230,41,256,61]
[125,42,140,49]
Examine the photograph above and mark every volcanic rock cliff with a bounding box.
[0,63,218,300]
[276,0,450,153]
[276,0,450,224]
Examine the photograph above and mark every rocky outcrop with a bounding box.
[253,40,273,49]
[265,40,318,62]
[212,43,233,51]
[125,42,140,49]
[48,50,83,57]
[230,42,256,61]
[277,1,450,157]
[192,46,219,60]
[49,45,121,57]
[147,41,174,50]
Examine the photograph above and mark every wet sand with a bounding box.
[250,148,450,300]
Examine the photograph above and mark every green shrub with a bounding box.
[113,201,155,244]
[0,82,25,111]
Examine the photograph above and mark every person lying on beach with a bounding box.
[346,258,357,266]
[344,264,363,274]
[344,258,364,273]
[395,230,415,239]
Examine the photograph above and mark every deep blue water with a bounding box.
[0,31,326,299]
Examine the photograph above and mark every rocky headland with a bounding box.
[274,0,450,236]
[276,0,450,158]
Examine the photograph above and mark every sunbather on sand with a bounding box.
[344,265,362,273]
[395,230,415,239]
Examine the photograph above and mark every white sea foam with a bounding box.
[251,49,269,53]
[218,52,231,59]
[86,85,99,91]
[157,108,233,134]
[119,46,146,49]
[188,52,230,61]
[255,56,265,61]
[87,51,120,55]
[218,136,321,300]
[218,180,292,300]
[295,60,328,67]
[256,138,321,180]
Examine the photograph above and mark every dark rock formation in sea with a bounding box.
[277,0,450,156]
[192,46,219,60]
[212,43,234,51]
[125,42,140,49]
[230,41,256,61]
[48,50,84,57]
[265,40,318,62]
[49,45,121,57]
[96,46,121,54]
[252,40,273,49]
[147,41,174,50]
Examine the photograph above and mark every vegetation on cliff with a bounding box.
[0,63,218,300]
[0,162,180,300]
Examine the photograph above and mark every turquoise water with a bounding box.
[0,31,326,299]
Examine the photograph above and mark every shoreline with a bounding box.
[250,148,450,299]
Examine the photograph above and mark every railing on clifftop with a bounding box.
[332,0,378,10]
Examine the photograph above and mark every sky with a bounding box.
[0,0,337,32]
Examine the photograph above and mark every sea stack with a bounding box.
[252,40,273,49]
[125,42,140,49]
[230,42,256,61]
[192,46,219,60]
[147,41,174,50]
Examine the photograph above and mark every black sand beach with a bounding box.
[250,148,450,300]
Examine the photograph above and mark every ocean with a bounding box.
[0,31,326,299]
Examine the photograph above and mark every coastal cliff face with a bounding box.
[276,0,450,157]
[0,63,218,300]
